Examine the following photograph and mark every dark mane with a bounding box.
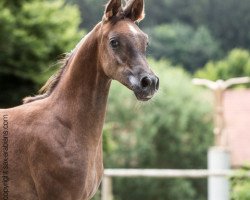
[23,52,74,104]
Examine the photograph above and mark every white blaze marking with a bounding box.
[128,24,139,35]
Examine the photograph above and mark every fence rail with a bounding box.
[105,169,250,178]
[101,169,250,200]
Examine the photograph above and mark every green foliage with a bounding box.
[143,0,250,51]
[232,180,250,200]
[97,59,213,200]
[231,166,250,200]
[146,23,221,72]
[1,0,33,11]
[111,178,197,200]
[67,0,106,29]
[142,0,208,28]
[0,0,83,107]
[204,0,250,51]
[196,49,250,82]
[69,0,250,67]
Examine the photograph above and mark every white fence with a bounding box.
[101,169,250,200]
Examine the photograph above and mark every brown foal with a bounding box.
[0,0,159,199]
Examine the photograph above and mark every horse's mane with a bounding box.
[22,23,98,105]
[22,52,74,104]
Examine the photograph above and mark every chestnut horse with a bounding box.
[0,0,159,199]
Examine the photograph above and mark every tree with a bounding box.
[0,0,83,107]
[142,0,208,28]
[204,0,250,51]
[146,23,221,72]
[67,0,106,30]
[96,59,213,200]
[68,0,250,64]
[195,49,250,84]
[144,0,250,51]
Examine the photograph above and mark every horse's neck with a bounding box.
[49,26,111,144]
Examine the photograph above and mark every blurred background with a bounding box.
[1,0,250,199]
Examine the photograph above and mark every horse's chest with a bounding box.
[56,149,103,199]
[31,137,104,200]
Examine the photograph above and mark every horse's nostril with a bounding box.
[141,76,152,88]
[156,77,159,90]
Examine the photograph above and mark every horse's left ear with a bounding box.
[104,0,122,21]
[124,0,145,22]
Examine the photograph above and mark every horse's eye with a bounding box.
[146,42,149,47]
[110,39,119,49]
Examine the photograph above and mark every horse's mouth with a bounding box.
[134,92,154,101]
[137,97,151,101]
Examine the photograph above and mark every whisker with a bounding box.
[134,101,143,111]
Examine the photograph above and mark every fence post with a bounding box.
[208,147,230,200]
[101,176,113,200]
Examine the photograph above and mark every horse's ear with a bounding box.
[124,0,145,22]
[104,0,122,21]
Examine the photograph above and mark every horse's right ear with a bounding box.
[104,0,122,21]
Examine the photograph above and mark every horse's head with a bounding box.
[99,0,159,101]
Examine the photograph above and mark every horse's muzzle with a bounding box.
[133,75,159,101]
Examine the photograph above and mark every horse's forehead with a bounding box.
[106,20,146,38]
[117,21,140,33]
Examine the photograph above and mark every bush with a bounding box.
[196,49,250,83]
[97,59,213,200]
[231,166,250,200]
[146,23,221,72]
